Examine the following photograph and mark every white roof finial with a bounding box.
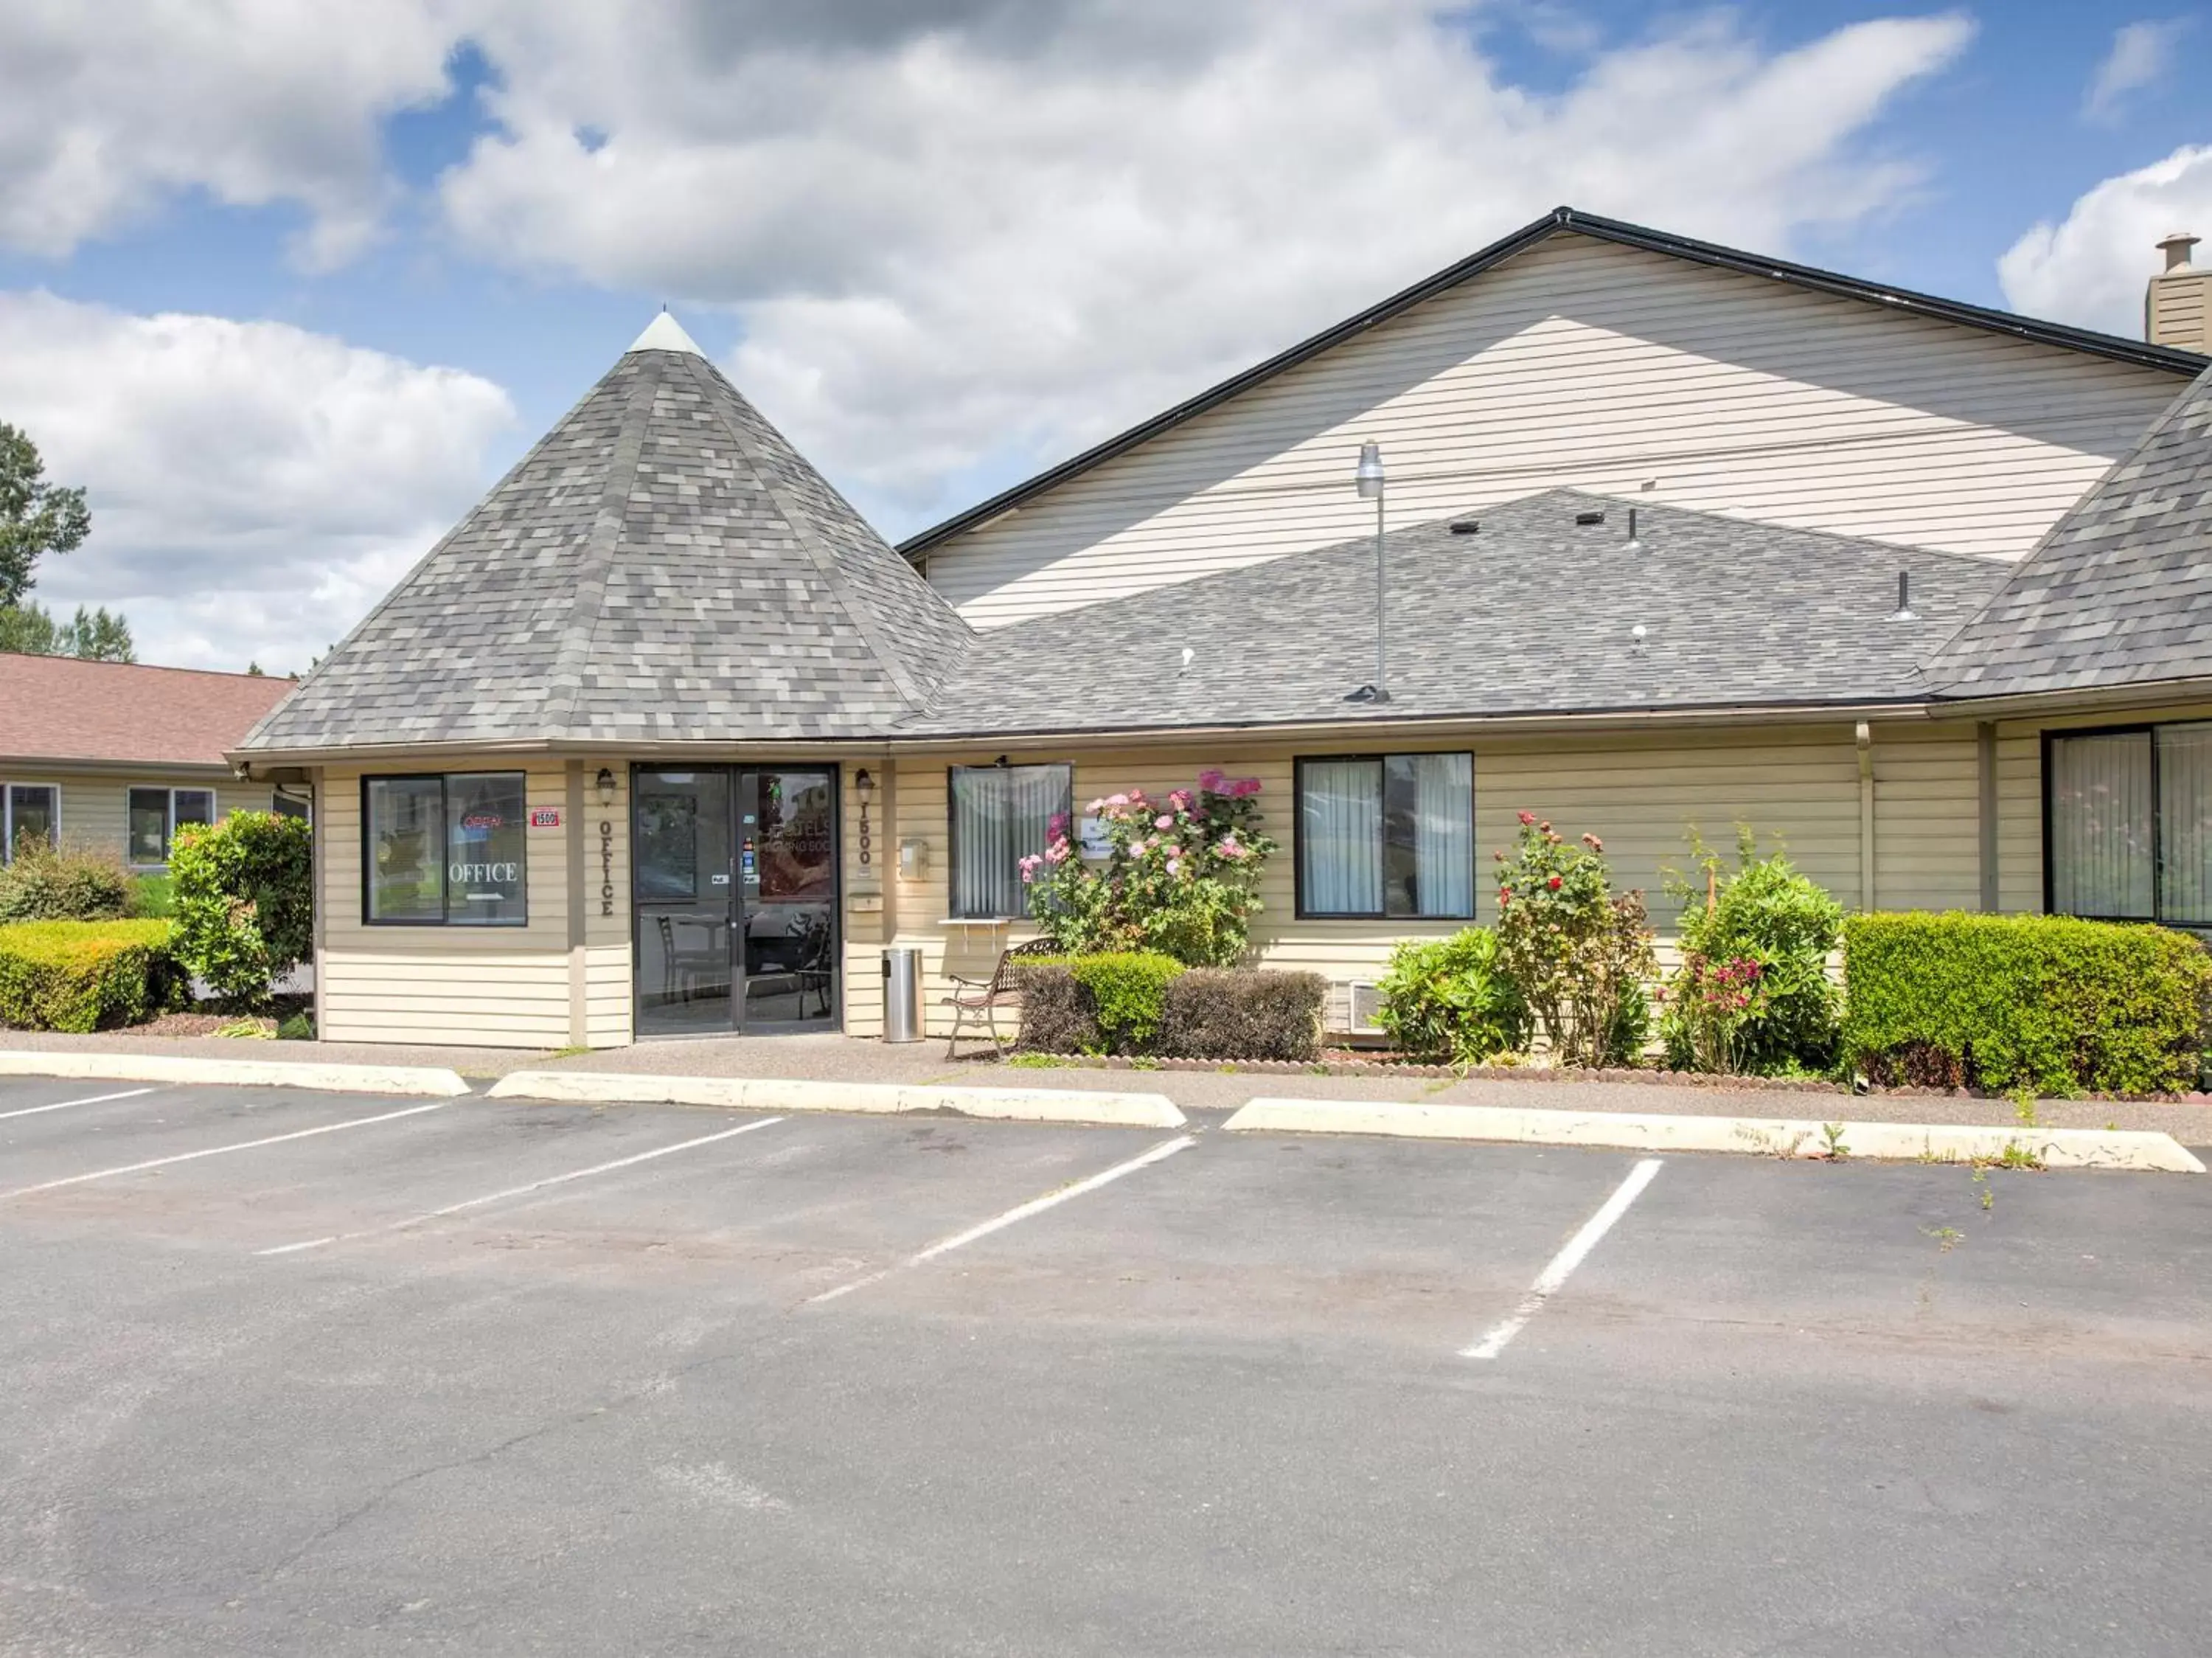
[627,311,706,356]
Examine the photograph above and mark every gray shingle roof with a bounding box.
[1927,365,2212,698]
[241,335,971,752]
[902,490,2009,737]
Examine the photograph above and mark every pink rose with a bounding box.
[1197,768,1225,791]
[1086,797,1107,814]
[1166,858,1183,876]
[1517,811,1536,826]
[1231,777,1262,798]
[1107,794,1130,808]
[1155,814,1174,829]
[1045,841,1071,864]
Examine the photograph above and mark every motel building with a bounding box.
[231,209,2212,1050]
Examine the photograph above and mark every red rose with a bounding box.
[1547,875,1562,889]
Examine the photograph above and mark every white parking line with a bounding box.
[1463,1158,1663,1361]
[0,1102,452,1201]
[0,1086,156,1122]
[257,1114,788,1256]
[807,1133,1199,1305]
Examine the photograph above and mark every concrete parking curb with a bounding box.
[486,1070,1188,1128]
[0,1050,473,1099]
[1220,1097,2207,1173]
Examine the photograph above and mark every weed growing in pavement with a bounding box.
[1972,1166,1994,1213]
[1996,1140,2044,1171]
[1307,1064,1332,1075]
[2010,1084,2040,1128]
[1820,1122,1850,1159]
[1926,1225,1965,1252]
[546,1044,588,1061]
[1127,1056,1162,1070]
[1005,1052,1074,1069]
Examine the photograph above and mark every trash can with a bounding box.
[882,946,924,1044]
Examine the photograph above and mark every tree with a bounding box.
[60,606,134,662]
[0,599,136,662]
[0,421,90,608]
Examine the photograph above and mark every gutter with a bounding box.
[1930,675,2212,721]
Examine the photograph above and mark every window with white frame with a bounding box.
[2047,722,2212,926]
[1296,753,1475,919]
[127,787,216,866]
[2,783,59,862]
[947,763,1072,919]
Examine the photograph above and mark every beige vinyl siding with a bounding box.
[925,233,2183,627]
[0,767,267,866]
[855,721,1991,1038]
[320,762,579,1049]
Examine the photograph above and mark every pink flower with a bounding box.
[1517,811,1536,826]
[1045,841,1072,865]
[1167,789,1194,812]
[1197,768,1226,792]
[1155,814,1174,829]
[1086,797,1107,814]
[1048,812,1070,836]
[1107,793,1130,808]
[1229,777,1262,799]
[1166,858,1183,876]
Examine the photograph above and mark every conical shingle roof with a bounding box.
[243,325,972,752]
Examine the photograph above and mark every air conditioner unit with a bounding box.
[1330,979,1385,1036]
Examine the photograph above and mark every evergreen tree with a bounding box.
[0,421,90,608]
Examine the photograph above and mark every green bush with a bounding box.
[1493,815,1656,1067]
[0,841,131,923]
[127,872,175,918]
[1662,831,1843,1075]
[1842,912,2212,1096]
[0,919,178,1031]
[1377,928,1531,1064]
[1157,969,1326,1061]
[170,811,313,1011]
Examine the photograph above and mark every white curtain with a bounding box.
[952,764,1069,918]
[1301,760,1383,914]
[1409,752,1473,918]
[2159,724,2212,926]
[2050,732,2153,918]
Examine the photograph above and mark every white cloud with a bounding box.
[436,3,1976,528]
[2082,18,2191,125]
[1999,144,2212,338]
[0,292,515,672]
[0,0,455,266]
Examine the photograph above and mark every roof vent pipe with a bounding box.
[1625,507,1641,552]
[1891,570,1917,622]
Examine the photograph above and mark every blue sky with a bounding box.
[0,1,2205,670]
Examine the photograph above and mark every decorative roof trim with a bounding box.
[898,205,2208,561]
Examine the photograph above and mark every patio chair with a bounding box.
[943,936,1062,1058]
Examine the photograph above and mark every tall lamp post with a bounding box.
[1354,441,1388,702]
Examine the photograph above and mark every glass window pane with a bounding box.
[128,788,170,864]
[173,789,215,830]
[950,763,1070,919]
[2158,724,2212,926]
[1383,752,1473,918]
[6,785,57,860]
[445,772,527,925]
[2049,732,2153,918]
[366,777,443,922]
[1300,760,1384,915]
[271,791,311,821]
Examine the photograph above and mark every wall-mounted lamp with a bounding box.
[898,837,928,880]
[594,766,616,807]
[853,768,874,802]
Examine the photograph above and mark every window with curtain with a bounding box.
[364,772,528,926]
[1298,753,1473,918]
[2045,724,2212,926]
[949,763,1072,919]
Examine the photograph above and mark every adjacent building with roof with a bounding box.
[231,211,2212,1049]
[1,654,298,872]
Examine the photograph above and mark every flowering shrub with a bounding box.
[1660,830,1843,1075]
[1021,770,1277,968]
[1492,814,1655,1067]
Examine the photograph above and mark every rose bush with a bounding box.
[1021,769,1277,968]
[1492,814,1654,1067]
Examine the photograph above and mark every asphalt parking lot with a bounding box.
[4,1075,2211,1657]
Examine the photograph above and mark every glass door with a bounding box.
[737,769,838,1028]
[633,769,736,1036]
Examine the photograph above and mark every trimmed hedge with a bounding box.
[1014,953,1186,1055]
[1842,912,2212,1096]
[0,920,179,1032]
[1014,955,1323,1060]
[1157,968,1326,1062]
[0,842,131,923]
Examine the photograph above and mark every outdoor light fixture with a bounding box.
[1346,441,1390,704]
[854,768,874,802]
[594,766,616,805]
